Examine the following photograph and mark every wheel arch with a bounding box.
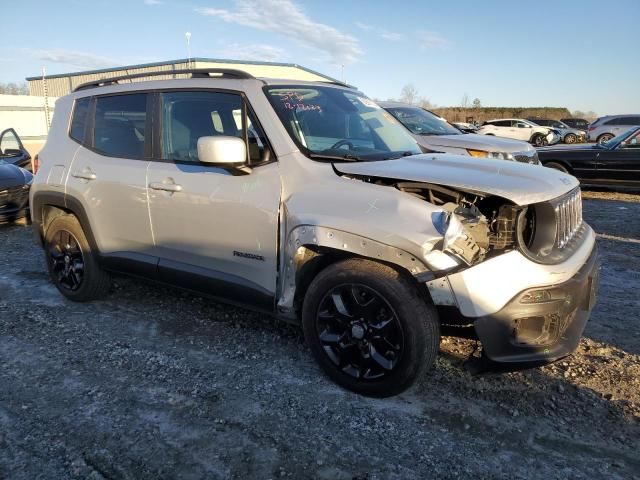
[31,191,99,253]
[277,225,433,322]
[542,159,573,175]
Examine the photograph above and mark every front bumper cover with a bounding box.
[474,245,600,365]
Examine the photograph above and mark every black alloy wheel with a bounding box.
[316,283,404,380]
[47,229,85,291]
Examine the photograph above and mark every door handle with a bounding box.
[149,182,182,192]
[71,171,96,180]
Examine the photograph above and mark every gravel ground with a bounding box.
[1,195,639,480]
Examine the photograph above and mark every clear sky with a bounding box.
[2,0,639,115]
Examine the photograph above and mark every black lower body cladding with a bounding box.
[474,246,600,365]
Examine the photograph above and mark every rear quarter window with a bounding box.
[69,97,91,144]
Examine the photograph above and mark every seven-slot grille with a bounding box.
[554,188,583,248]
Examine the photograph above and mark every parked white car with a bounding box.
[477,119,560,146]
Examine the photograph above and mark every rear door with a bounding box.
[146,90,281,310]
[65,93,156,272]
[0,128,31,171]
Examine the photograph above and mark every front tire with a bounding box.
[531,134,547,147]
[302,258,440,397]
[44,214,111,301]
[564,133,577,144]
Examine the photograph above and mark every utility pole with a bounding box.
[42,67,51,132]
[185,32,192,68]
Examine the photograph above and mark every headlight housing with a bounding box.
[467,149,514,161]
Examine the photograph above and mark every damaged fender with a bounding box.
[276,224,433,319]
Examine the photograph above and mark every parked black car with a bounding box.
[561,118,590,130]
[0,128,32,171]
[537,126,640,187]
[0,161,32,224]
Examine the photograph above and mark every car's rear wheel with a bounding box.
[597,133,614,144]
[44,214,111,301]
[302,258,439,397]
[564,133,577,144]
[544,162,569,174]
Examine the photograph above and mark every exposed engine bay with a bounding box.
[393,181,522,265]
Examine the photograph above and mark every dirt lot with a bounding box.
[1,192,639,480]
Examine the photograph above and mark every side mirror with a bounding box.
[197,136,246,165]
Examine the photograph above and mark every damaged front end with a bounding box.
[391,181,523,274]
[334,172,597,373]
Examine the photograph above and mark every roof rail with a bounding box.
[73,68,255,92]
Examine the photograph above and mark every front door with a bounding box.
[147,90,281,310]
[596,130,640,185]
[0,128,31,171]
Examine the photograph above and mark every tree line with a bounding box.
[383,84,597,122]
[0,82,29,95]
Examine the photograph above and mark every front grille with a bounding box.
[554,188,582,248]
[514,151,539,164]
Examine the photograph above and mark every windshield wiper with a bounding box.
[383,151,419,160]
[308,153,362,162]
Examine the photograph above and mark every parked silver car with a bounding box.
[30,69,599,396]
[587,114,640,144]
[526,118,585,144]
[380,102,539,164]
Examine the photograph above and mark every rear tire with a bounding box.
[597,133,614,144]
[544,162,569,174]
[302,258,440,397]
[44,214,111,302]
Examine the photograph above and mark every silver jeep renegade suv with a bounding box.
[30,69,599,397]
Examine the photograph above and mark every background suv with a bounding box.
[477,118,560,146]
[587,114,640,144]
[30,69,598,397]
[380,102,539,164]
[562,118,590,130]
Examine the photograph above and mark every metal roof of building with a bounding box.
[26,57,341,83]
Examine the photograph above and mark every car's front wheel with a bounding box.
[531,134,547,147]
[44,214,111,301]
[302,258,440,397]
[564,133,577,144]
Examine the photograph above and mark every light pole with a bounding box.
[185,32,192,68]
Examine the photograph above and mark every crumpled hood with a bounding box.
[334,154,579,206]
[0,164,30,189]
[420,133,532,153]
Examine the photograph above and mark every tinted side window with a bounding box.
[70,97,91,144]
[492,120,511,127]
[94,94,147,158]
[160,91,270,165]
[629,117,640,125]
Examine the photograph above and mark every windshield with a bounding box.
[385,107,461,136]
[265,86,421,161]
